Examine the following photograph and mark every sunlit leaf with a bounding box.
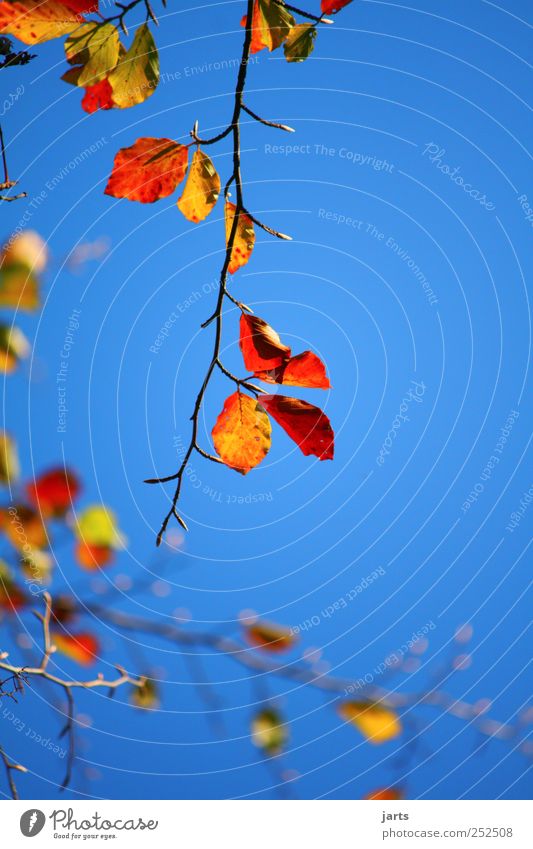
[20,547,53,584]
[284,23,316,62]
[225,202,255,274]
[0,0,84,44]
[246,620,296,653]
[242,0,295,54]
[81,77,115,112]
[65,22,119,88]
[338,701,402,744]
[131,678,159,710]
[255,350,330,389]
[0,431,20,485]
[212,392,271,474]
[2,230,48,274]
[239,313,291,372]
[108,23,159,108]
[260,395,334,460]
[0,324,30,374]
[75,540,114,570]
[26,467,81,517]
[321,0,353,13]
[365,787,404,800]
[0,231,47,311]
[105,137,188,203]
[53,631,99,666]
[73,504,125,549]
[252,707,288,754]
[0,505,47,551]
[177,148,220,223]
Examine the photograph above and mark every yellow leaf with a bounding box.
[0,432,19,485]
[251,708,288,754]
[225,202,255,274]
[0,324,30,373]
[65,22,120,87]
[212,392,271,474]
[74,504,125,549]
[0,0,83,45]
[108,23,159,108]
[338,701,402,744]
[177,148,220,223]
[131,678,159,710]
[2,231,48,274]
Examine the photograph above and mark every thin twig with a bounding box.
[242,103,295,133]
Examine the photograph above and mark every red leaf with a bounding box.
[321,0,353,13]
[239,313,291,372]
[365,787,404,800]
[75,540,114,570]
[81,78,115,113]
[26,467,81,518]
[256,350,330,389]
[260,395,334,460]
[0,580,27,612]
[105,137,189,203]
[246,620,296,653]
[53,631,99,666]
[62,0,98,12]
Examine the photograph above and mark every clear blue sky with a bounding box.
[1,0,531,800]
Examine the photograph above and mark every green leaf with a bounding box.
[108,23,159,108]
[65,23,121,87]
[0,432,19,485]
[251,708,288,755]
[284,24,316,62]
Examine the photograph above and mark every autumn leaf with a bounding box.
[0,325,30,374]
[260,395,334,460]
[177,148,221,223]
[0,0,85,45]
[284,23,316,62]
[105,137,188,203]
[255,350,330,389]
[212,392,271,474]
[2,230,48,274]
[365,787,404,800]
[51,594,77,625]
[225,202,255,274]
[53,631,99,666]
[246,620,296,653]
[321,0,353,13]
[0,561,27,611]
[26,467,81,517]
[108,23,159,108]
[338,701,402,744]
[239,313,291,372]
[75,540,114,570]
[0,231,47,311]
[73,504,125,549]
[20,547,53,584]
[242,0,295,54]
[251,707,288,755]
[131,678,160,710]
[64,22,120,87]
[81,77,115,112]
[0,505,47,550]
[0,432,20,485]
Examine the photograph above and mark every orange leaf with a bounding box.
[105,137,188,203]
[75,540,114,570]
[225,202,255,274]
[256,350,330,389]
[321,0,353,12]
[260,395,334,460]
[246,620,296,653]
[239,313,291,372]
[0,505,47,550]
[212,392,271,474]
[0,0,84,45]
[53,631,99,666]
[241,0,295,54]
[365,787,404,800]
[338,701,402,744]
[81,77,115,113]
[26,467,81,518]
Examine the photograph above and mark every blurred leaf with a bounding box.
[251,707,288,755]
[212,392,271,475]
[131,678,159,710]
[365,787,404,800]
[73,504,125,549]
[284,24,316,62]
[225,202,255,274]
[53,631,99,666]
[26,467,81,517]
[20,547,53,584]
[75,540,114,570]
[338,701,402,744]
[108,23,159,108]
[105,137,188,203]
[177,148,220,223]
[261,395,334,460]
[246,620,296,653]
[2,231,48,274]
[0,560,28,610]
[0,504,47,551]
[0,431,19,485]
[0,324,30,373]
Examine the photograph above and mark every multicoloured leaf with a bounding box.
[177,148,220,223]
[246,620,296,653]
[225,202,255,274]
[107,23,158,108]
[53,631,99,666]
[64,22,120,87]
[0,505,47,551]
[212,392,271,475]
[284,23,316,62]
[26,467,81,517]
[242,0,295,54]
[0,325,30,374]
[260,395,334,460]
[0,0,85,45]
[2,230,48,274]
[73,504,124,549]
[255,350,330,389]
[0,561,27,610]
[0,431,20,485]
[338,701,402,744]
[0,231,47,311]
[105,137,188,203]
[131,678,160,710]
[251,707,288,755]
[239,313,291,372]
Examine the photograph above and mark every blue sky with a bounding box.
[0,0,531,800]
